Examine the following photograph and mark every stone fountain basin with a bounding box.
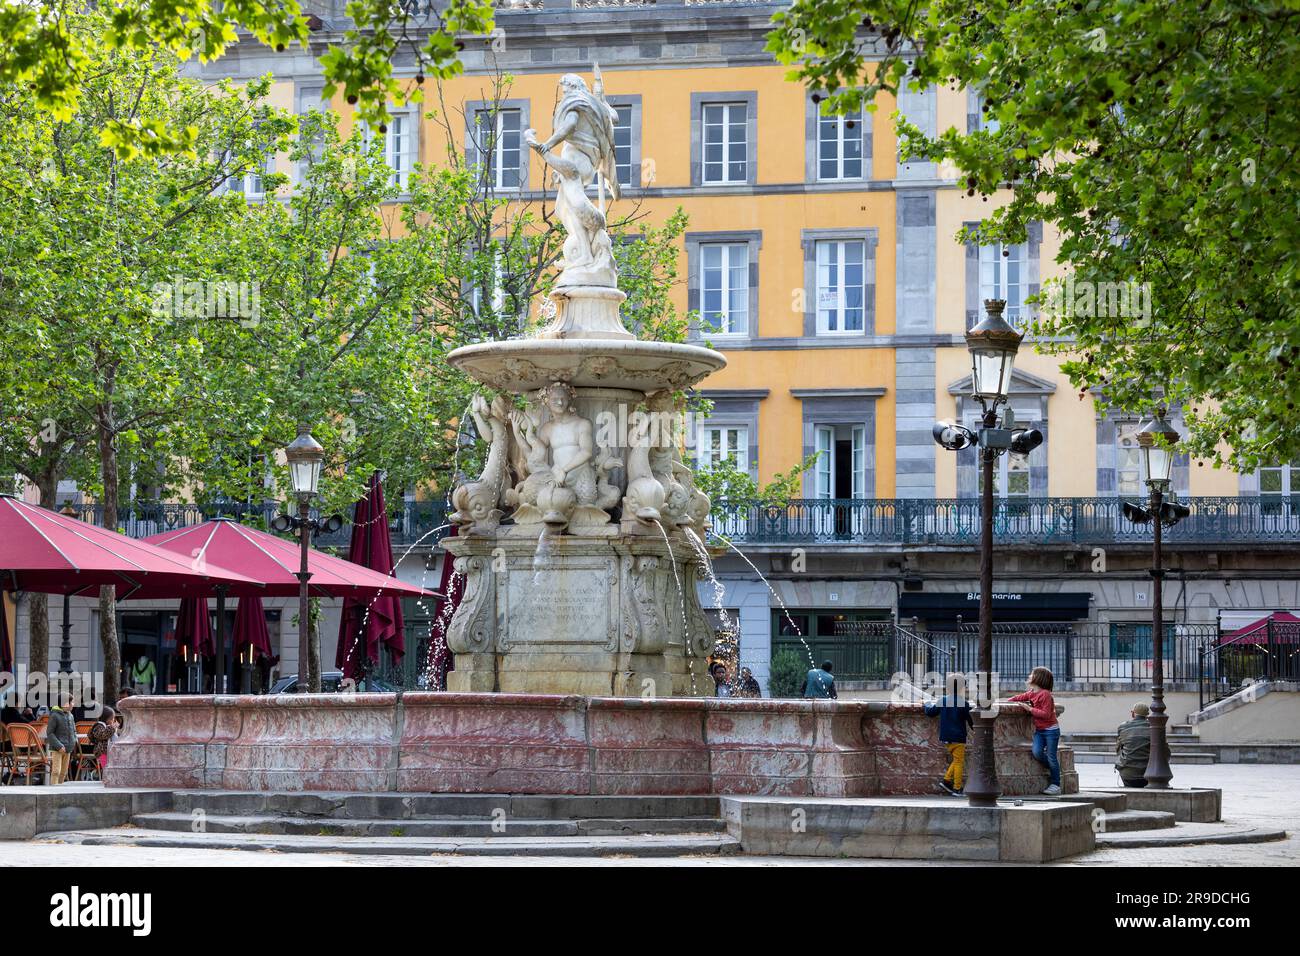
[447,338,727,392]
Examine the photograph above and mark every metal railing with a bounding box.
[1200,619,1300,708]
[711,496,1300,546]
[62,500,452,550]
[775,620,1225,687]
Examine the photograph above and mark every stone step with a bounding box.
[41,828,743,858]
[1094,823,1288,849]
[166,791,721,821]
[1064,732,1197,743]
[1097,809,1176,833]
[131,811,726,838]
[1072,751,1216,765]
[1014,790,1128,813]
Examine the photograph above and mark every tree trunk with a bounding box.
[308,601,321,692]
[27,472,57,680]
[97,403,121,705]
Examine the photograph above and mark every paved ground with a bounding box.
[2,765,1295,866]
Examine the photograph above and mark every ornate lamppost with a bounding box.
[58,502,79,674]
[933,300,1043,807]
[1121,409,1188,789]
[272,426,339,694]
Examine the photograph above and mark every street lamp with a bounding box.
[934,300,1042,807]
[273,425,340,694]
[1122,408,1188,789]
[58,502,78,674]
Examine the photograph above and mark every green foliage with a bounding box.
[0,0,493,158]
[692,454,820,516]
[768,649,809,699]
[770,0,1300,470]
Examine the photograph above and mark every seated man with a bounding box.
[1115,702,1152,788]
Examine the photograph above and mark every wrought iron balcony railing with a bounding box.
[62,496,1298,549]
[62,500,453,550]
[708,496,1300,546]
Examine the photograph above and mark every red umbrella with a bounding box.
[336,474,406,680]
[233,595,273,660]
[0,494,262,599]
[175,596,214,657]
[140,518,431,598]
[426,524,461,690]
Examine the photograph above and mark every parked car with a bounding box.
[268,671,346,694]
[268,671,401,694]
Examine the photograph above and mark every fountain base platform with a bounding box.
[104,694,1079,797]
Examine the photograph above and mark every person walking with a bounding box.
[803,660,837,699]
[1008,666,1061,795]
[924,688,974,795]
[1114,702,1152,788]
[45,694,78,786]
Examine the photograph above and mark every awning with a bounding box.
[898,590,1092,624]
[1223,611,1300,645]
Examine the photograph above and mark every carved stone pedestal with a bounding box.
[442,531,714,697]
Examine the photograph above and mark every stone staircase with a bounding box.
[1064,724,1218,765]
[1013,790,1176,842]
[41,791,741,858]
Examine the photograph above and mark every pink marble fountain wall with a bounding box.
[104,694,1078,795]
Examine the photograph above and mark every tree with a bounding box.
[0,0,493,157]
[0,14,292,700]
[769,1,1300,470]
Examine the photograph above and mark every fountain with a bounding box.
[441,69,725,697]
[101,71,1083,821]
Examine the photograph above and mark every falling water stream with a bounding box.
[708,530,817,671]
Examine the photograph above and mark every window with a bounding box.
[974,450,1031,499]
[815,240,867,334]
[296,87,327,186]
[698,425,748,473]
[1259,458,1300,515]
[613,104,634,188]
[974,93,1000,133]
[226,149,272,198]
[1116,421,1143,496]
[474,108,522,190]
[702,102,748,184]
[979,242,1028,326]
[361,114,416,192]
[700,243,748,335]
[384,113,413,191]
[813,425,866,500]
[818,108,863,181]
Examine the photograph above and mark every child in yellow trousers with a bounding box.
[925,691,974,796]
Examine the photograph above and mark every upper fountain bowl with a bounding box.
[447,338,727,393]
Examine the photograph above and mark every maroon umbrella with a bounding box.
[426,524,461,690]
[0,494,262,598]
[175,596,214,658]
[233,595,273,661]
[336,474,405,680]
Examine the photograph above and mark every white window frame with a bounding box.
[979,241,1028,326]
[384,112,415,192]
[613,103,634,189]
[475,108,522,191]
[698,425,748,474]
[701,102,748,185]
[1116,420,1143,497]
[699,243,748,336]
[815,239,867,335]
[1259,459,1300,518]
[817,108,864,181]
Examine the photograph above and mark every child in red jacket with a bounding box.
[1008,666,1061,795]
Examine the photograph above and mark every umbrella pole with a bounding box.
[214,586,228,695]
